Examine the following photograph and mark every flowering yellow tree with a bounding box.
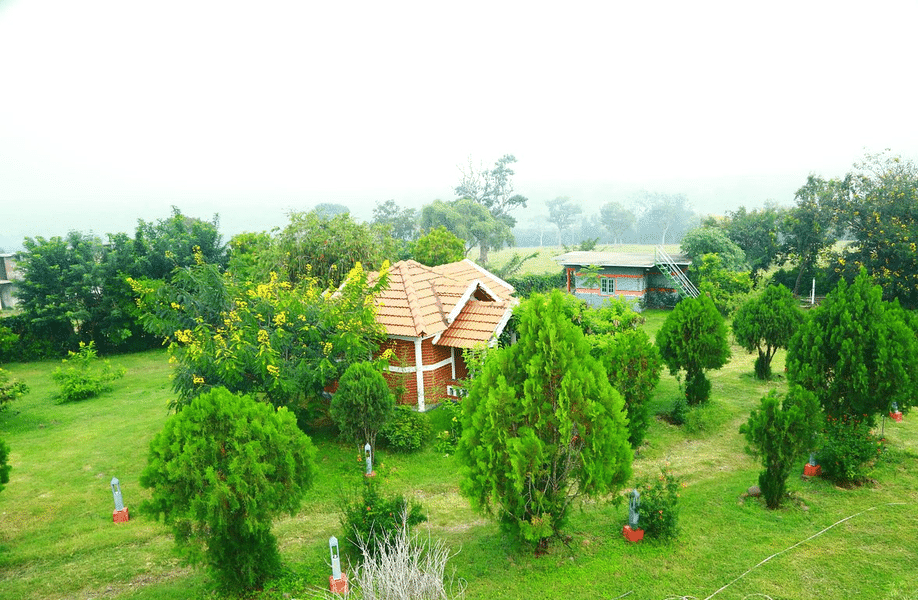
[130,256,389,418]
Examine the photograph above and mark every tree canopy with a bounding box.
[130,257,389,417]
[833,152,918,309]
[733,284,803,379]
[458,290,632,551]
[680,226,748,272]
[787,268,918,423]
[545,196,582,246]
[413,227,465,267]
[420,199,513,264]
[454,154,528,227]
[656,293,730,404]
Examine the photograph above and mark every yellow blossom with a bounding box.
[266,364,280,377]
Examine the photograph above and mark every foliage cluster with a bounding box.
[340,476,426,561]
[380,405,430,453]
[691,254,752,316]
[560,295,662,448]
[636,467,682,541]
[503,270,565,298]
[740,388,820,509]
[0,367,29,411]
[13,208,224,357]
[656,294,730,405]
[51,341,125,403]
[680,226,748,271]
[412,226,466,267]
[131,258,388,417]
[458,290,632,550]
[140,387,316,592]
[330,360,395,451]
[817,414,884,484]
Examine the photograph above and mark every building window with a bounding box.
[600,277,614,295]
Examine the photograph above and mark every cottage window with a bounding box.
[600,277,614,295]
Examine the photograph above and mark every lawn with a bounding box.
[1,324,916,600]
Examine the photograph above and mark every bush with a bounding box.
[51,342,125,402]
[504,270,566,299]
[818,414,884,484]
[0,369,28,411]
[340,476,426,561]
[636,467,682,541]
[380,405,430,453]
[432,400,463,453]
[670,397,687,426]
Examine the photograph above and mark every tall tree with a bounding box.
[680,226,748,271]
[141,387,315,592]
[455,154,528,227]
[780,176,841,296]
[313,202,350,218]
[733,284,803,379]
[636,192,695,245]
[545,196,582,246]
[834,152,918,309]
[722,203,784,282]
[420,199,513,264]
[787,268,918,424]
[656,293,731,405]
[458,290,632,552]
[372,199,419,242]
[599,201,636,244]
[272,210,394,289]
[133,206,227,281]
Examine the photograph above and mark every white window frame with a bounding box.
[600,277,615,295]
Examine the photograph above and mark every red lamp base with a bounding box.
[890,411,903,422]
[803,464,821,477]
[622,525,644,542]
[113,507,130,523]
[329,573,349,594]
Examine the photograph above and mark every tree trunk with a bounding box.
[478,244,489,265]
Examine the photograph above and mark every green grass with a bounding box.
[1,331,917,600]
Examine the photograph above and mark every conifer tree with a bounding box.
[458,290,632,552]
[733,284,803,379]
[655,294,731,404]
[787,268,918,422]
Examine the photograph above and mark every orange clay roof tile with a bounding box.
[369,259,516,345]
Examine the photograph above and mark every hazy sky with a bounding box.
[2,0,917,250]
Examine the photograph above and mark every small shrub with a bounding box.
[670,397,687,425]
[380,405,430,453]
[0,368,29,411]
[636,467,682,541]
[432,400,462,453]
[818,414,883,484]
[340,476,426,560]
[52,341,125,402]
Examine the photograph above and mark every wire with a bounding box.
[703,502,910,600]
